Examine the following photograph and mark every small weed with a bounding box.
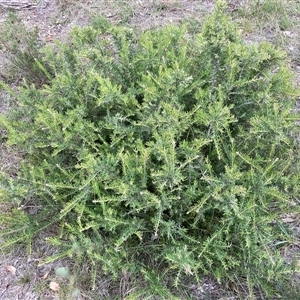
[236,0,298,35]
[17,274,31,285]
[279,16,291,31]
[151,0,181,12]
[33,279,49,295]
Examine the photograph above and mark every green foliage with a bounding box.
[1,1,300,298]
[0,12,49,85]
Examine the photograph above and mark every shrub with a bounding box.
[0,12,49,85]
[1,1,300,298]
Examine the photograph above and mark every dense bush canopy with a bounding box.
[1,2,300,298]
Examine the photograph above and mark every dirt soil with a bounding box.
[0,1,300,299]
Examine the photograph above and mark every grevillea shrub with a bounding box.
[1,2,300,298]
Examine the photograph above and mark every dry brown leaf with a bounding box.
[49,281,60,291]
[41,271,50,279]
[45,35,54,42]
[6,265,16,275]
[122,268,130,281]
